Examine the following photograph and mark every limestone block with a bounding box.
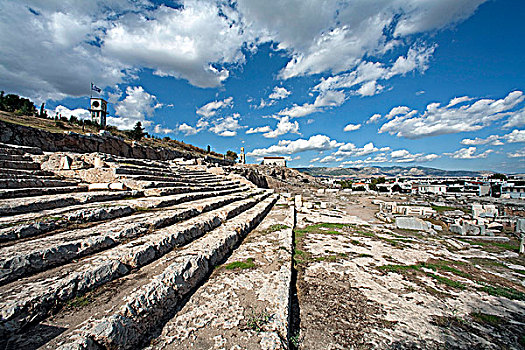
[60,155,72,170]
[88,183,110,191]
[516,218,525,233]
[109,183,127,191]
[294,195,302,208]
[450,224,465,235]
[395,216,430,232]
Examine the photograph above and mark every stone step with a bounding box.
[0,185,84,200]
[0,142,43,155]
[0,160,40,170]
[143,182,243,197]
[0,178,79,189]
[0,192,270,339]
[0,154,33,161]
[53,195,278,350]
[147,201,295,349]
[0,190,143,216]
[0,189,260,285]
[114,165,179,177]
[113,158,170,169]
[0,186,250,242]
[0,167,54,177]
[0,185,247,227]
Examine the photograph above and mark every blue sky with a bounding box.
[1,0,524,172]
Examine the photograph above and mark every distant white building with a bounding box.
[261,156,286,167]
[416,184,447,195]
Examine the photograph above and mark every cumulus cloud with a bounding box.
[378,90,525,139]
[196,97,233,118]
[262,116,300,138]
[109,86,161,129]
[508,148,525,158]
[246,126,272,134]
[247,134,342,157]
[343,123,361,132]
[154,124,175,134]
[334,142,390,158]
[503,129,525,143]
[461,135,504,146]
[269,86,291,100]
[279,90,345,118]
[178,123,199,136]
[313,44,435,97]
[503,106,525,128]
[445,147,494,159]
[390,149,440,163]
[253,86,291,109]
[52,106,91,120]
[208,113,245,137]
[460,129,525,146]
[2,0,486,100]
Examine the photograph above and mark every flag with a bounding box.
[91,83,102,93]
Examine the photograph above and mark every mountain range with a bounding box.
[294,166,492,178]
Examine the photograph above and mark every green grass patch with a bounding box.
[477,283,525,300]
[356,230,375,237]
[425,272,466,289]
[65,295,92,309]
[357,253,373,258]
[265,224,290,233]
[224,258,256,270]
[378,262,468,289]
[461,239,520,253]
[431,205,457,212]
[245,309,272,333]
[470,312,503,326]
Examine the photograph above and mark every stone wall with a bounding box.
[0,120,233,165]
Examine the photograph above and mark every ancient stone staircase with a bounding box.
[0,143,295,350]
[0,143,83,199]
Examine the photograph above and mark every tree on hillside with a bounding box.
[0,91,36,115]
[226,150,238,160]
[129,121,146,141]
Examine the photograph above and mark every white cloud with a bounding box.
[110,86,161,129]
[367,113,382,124]
[461,134,503,146]
[334,142,390,158]
[313,44,435,98]
[154,124,175,134]
[196,97,233,118]
[269,86,291,100]
[279,90,345,118]
[53,105,91,120]
[503,129,525,143]
[178,123,199,136]
[263,116,300,138]
[447,96,472,107]
[508,148,525,158]
[356,80,383,97]
[2,0,486,100]
[445,147,494,159]
[247,134,342,157]
[390,149,439,163]
[343,123,361,132]
[503,107,525,128]
[208,113,245,137]
[386,106,412,119]
[379,90,525,139]
[246,126,272,134]
[103,3,247,88]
